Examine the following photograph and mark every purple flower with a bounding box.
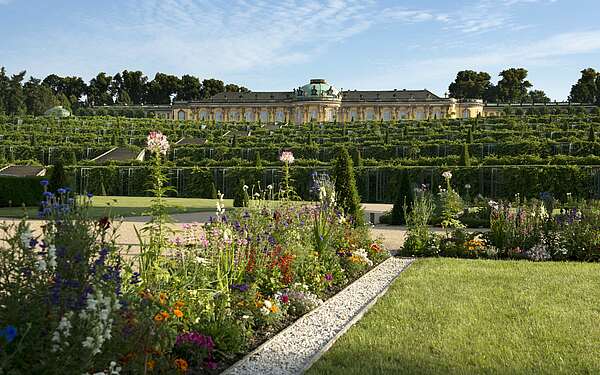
[325,273,333,281]
[230,283,249,292]
[40,180,49,186]
[57,188,67,194]
[86,192,94,198]
[43,191,53,198]
[176,332,215,350]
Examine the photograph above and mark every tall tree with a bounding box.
[497,68,532,103]
[121,70,148,104]
[201,78,225,99]
[5,71,27,115]
[176,74,202,101]
[527,89,550,103]
[145,73,180,104]
[0,67,10,114]
[569,68,598,103]
[87,72,114,106]
[448,70,492,99]
[24,78,59,115]
[224,83,250,93]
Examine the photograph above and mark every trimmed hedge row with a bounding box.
[69,165,600,202]
[0,176,45,207]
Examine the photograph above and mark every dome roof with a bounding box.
[44,106,71,118]
[296,79,339,99]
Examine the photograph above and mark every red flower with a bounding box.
[98,216,111,230]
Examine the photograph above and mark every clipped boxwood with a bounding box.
[0,176,44,207]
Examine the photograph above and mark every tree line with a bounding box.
[448,67,600,105]
[0,67,249,116]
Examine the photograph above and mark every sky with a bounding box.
[1,0,599,100]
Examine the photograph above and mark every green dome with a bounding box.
[44,106,71,118]
[296,79,339,99]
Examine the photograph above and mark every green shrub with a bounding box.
[0,176,44,207]
[333,147,363,226]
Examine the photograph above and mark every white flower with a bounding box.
[48,245,57,269]
[195,256,210,265]
[488,200,499,210]
[253,192,260,198]
[279,151,295,164]
[82,336,95,348]
[36,259,47,272]
[243,185,249,191]
[442,171,452,180]
[146,131,170,155]
[267,184,273,190]
[242,315,250,319]
[263,300,272,309]
[260,306,270,315]
[20,228,32,248]
[464,184,471,189]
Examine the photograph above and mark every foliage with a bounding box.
[390,171,412,225]
[0,176,44,207]
[333,147,364,226]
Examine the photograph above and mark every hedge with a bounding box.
[0,176,45,207]
[68,165,600,202]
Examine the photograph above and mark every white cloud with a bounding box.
[86,0,448,74]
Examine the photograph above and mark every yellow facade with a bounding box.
[169,79,486,123]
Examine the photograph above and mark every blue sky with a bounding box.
[1,0,599,100]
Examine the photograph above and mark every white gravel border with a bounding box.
[222,257,415,375]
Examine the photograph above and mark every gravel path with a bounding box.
[222,257,415,375]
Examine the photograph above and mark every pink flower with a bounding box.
[279,151,295,164]
[146,131,170,155]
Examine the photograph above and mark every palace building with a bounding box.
[167,79,484,123]
[104,79,593,122]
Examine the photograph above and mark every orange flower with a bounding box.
[173,309,183,318]
[174,358,188,373]
[160,311,170,319]
[370,243,382,252]
[154,313,164,322]
[146,359,156,370]
[159,292,168,305]
[270,304,279,313]
[174,300,184,309]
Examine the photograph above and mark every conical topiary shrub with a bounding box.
[333,146,363,226]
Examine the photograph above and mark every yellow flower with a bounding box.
[174,358,188,373]
[159,292,168,305]
[146,359,156,370]
[174,309,184,318]
[270,304,279,313]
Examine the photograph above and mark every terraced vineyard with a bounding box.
[1,114,599,202]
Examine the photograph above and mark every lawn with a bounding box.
[0,196,234,218]
[308,258,600,375]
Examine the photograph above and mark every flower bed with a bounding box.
[0,134,388,374]
[400,171,600,261]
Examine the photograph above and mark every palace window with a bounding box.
[366,110,375,121]
[199,110,208,121]
[416,111,425,120]
[260,110,269,122]
[325,108,334,121]
[229,111,239,121]
[178,110,186,120]
[276,111,285,122]
[462,109,470,119]
[215,111,223,122]
[383,111,392,121]
[244,111,254,122]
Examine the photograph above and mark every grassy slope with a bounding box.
[0,196,234,218]
[308,258,600,375]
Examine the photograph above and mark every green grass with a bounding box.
[308,258,600,375]
[0,196,234,218]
